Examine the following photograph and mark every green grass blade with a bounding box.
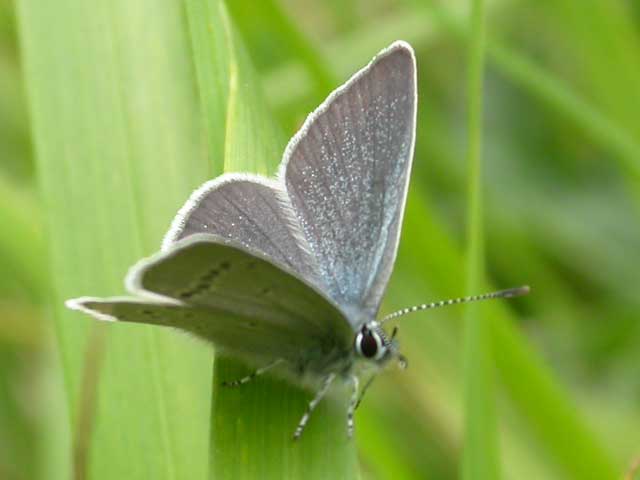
[17,0,213,478]
[184,2,359,478]
[424,3,640,192]
[490,307,618,479]
[227,0,335,96]
[487,43,640,187]
[397,185,619,479]
[462,0,500,479]
[0,174,45,301]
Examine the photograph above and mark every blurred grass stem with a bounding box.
[462,0,501,479]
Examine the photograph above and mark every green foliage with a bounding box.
[2,0,639,479]
[17,1,212,478]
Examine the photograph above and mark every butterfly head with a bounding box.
[353,286,530,370]
[354,321,406,369]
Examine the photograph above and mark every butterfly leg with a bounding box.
[221,358,284,387]
[293,373,336,441]
[346,375,359,438]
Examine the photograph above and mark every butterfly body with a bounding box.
[67,41,417,439]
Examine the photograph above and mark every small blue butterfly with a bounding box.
[67,41,528,440]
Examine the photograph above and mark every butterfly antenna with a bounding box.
[380,285,530,324]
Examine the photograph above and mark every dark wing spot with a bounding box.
[140,309,160,319]
[201,269,219,282]
[180,266,224,300]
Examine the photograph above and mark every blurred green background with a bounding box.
[1,0,640,479]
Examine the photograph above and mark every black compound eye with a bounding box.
[355,327,385,360]
[360,332,379,358]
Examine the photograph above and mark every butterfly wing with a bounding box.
[68,234,353,363]
[279,41,417,320]
[162,173,319,285]
[66,298,325,364]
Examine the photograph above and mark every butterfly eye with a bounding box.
[355,328,385,360]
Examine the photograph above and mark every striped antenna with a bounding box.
[380,286,530,324]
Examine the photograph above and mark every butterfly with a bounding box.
[66,40,528,440]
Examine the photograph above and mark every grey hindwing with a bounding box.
[280,41,417,321]
[162,174,320,286]
[69,234,354,367]
[137,234,352,346]
[69,298,341,368]
[68,297,350,374]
